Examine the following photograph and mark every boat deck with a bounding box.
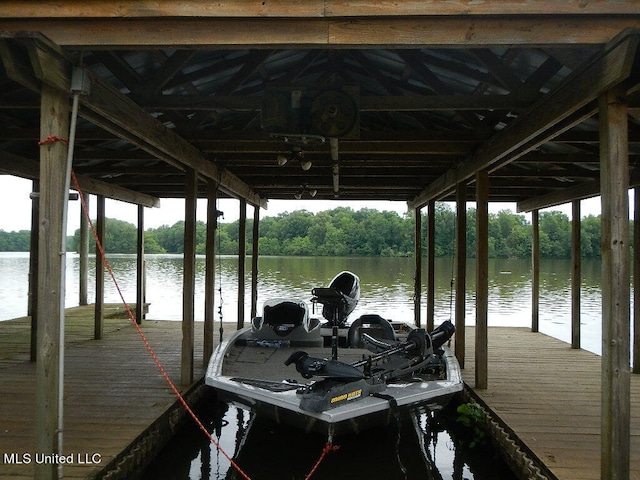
[0,306,210,479]
[461,326,640,480]
[222,340,371,380]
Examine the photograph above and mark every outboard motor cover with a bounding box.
[323,271,360,324]
[430,320,456,351]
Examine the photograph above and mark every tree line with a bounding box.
[0,204,607,258]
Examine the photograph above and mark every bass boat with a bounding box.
[205,271,463,438]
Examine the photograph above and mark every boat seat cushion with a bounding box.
[252,298,320,337]
[348,314,396,348]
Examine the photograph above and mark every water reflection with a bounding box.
[0,253,608,354]
[142,395,517,480]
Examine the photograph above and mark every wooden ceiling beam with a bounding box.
[0,150,160,207]
[0,33,266,208]
[0,17,637,48]
[408,31,640,209]
[135,93,534,112]
[2,1,639,18]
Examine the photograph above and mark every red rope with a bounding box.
[38,135,69,145]
[70,169,252,480]
[305,442,340,480]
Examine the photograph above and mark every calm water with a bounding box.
[0,252,605,354]
[142,395,517,480]
[0,252,613,479]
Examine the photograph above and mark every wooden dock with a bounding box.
[461,327,640,480]
[1,313,639,479]
[0,306,217,479]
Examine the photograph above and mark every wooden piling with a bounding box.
[237,199,246,329]
[414,206,422,328]
[635,187,640,374]
[251,205,260,320]
[455,183,466,368]
[426,200,435,332]
[135,204,145,325]
[181,168,197,385]
[571,200,581,349]
[35,82,70,480]
[95,195,105,340]
[79,192,89,306]
[204,180,217,367]
[531,209,539,333]
[599,86,630,480]
[475,170,489,389]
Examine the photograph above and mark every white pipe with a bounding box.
[330,137,339,197]
[57,90,80,480]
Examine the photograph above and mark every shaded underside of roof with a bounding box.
[0,5,639,212]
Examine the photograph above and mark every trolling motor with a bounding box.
[284,320,456,412]
[286,320,456,383]
[311,271,360,360]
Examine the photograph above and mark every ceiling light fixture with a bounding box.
[294,184,318,200]
[276,149,312,171]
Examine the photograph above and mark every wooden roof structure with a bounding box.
[0,2,639,212]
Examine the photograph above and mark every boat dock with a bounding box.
[0,312,639,479]
[0,306,212,480]
[461,327,640,480]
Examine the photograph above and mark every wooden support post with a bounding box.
[531,209,540,333]
[79,193,89,306]
[414,207,422,328]
[426,200,435,332]
[599,87,630,480]
[28,179,39,363]
[94,195,105,340]
[250,205,260,320]
[634,187,640,374]
[475,171,489,389]
[35,83,69,480]
[182,168,197,385]
[204,181,218,367]
[135,204,145,325]
[238,199,247,329]
[571,200,581,349]
[455,182,466,368]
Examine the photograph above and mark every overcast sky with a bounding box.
[0,174,603,235]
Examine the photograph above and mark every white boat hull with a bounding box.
[205,327,463,437]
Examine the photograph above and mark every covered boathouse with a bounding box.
[0,2,639,479]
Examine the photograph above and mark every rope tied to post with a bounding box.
[38,135,69,146]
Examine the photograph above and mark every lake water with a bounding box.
[0,252,606,354]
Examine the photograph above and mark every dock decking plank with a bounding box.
[462,326,640,480]
[0,308,215,479]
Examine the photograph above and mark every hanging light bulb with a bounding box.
[300,158,313,171]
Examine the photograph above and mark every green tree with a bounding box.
[581,214,601,258]
[539,211,571,258]
[0,229,30,251]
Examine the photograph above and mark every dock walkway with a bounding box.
[462,327,640,480]
[0,306,215,479]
